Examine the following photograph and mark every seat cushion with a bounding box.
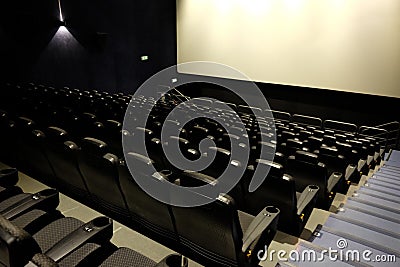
[30,253,58,267]
[58,243,101,267]
[99,247,156,267]
[33,217,83,252]
[12,209,47,229]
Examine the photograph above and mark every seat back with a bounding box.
[243,160,298,234]
[118,152,177,245]
[171,194,244,266]
[102,120,122,157]
[317,146,347,175]
[19,129,55,185]
[44,127,89,198]
[0,116,17,166]
[286,151,329,208]
[78,138,128,217]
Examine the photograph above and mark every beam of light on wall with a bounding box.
[33,22,87,90]
[58,0,64,22]
[58,26,69,35]
[51,26,78,44]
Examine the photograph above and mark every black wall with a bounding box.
[1,0,399,126]
[0,0,177,93]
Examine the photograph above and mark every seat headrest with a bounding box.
[256,159,284,178]
[319,145,338,156]
[81,137,108,155]
[126,152,154,166]
[169,136,189,145]
[295,150,319,165]
[181,171,217,187]
[81,112,96,120]
[0,110,7,119]
[308,136,323,142]
[286,139,303,147]
[46,127,68,141]
[17,117,35,128]
[336,141,352,149]
[282,130,296,137]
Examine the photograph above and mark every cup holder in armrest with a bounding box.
[160,170,172,177]
[265,206,279,214]
[0,168,19,187]
[36,188,58,197]
[155,254,188,267]
[309,185,319,190]
[91,216,112,228]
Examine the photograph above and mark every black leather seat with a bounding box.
[118,152,178,247]
[286,151,334,210]
[335,141,361,183]
[101,120,123,157]
[315,146,348,194]
[322,134,337,147]
[171,176,279,267]
[0,214,113,267]
[243,160,319,236]
[14,117,55,183]
[348,139,369,175]
[78,138,129,220]
[0,113,17,167]
[43,127,89,199]
[279,139,307,157]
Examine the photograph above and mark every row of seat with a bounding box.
[1,84,385,226]
[1,98,316,237]
[0,83,390,266]
[0,117,280,266]
[0,166,176,267]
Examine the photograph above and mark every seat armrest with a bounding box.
[327,172,342,192]
[241,206,280,253]
[0,215,41,267]
[296,185,319,215]
[1,189,59,220]
[0,168,19,187]
[357,159,366,172]
[344,164,356,181]
[366,155,374,165]
[45,217,113,262]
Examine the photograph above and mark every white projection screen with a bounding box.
[177,0,400,98]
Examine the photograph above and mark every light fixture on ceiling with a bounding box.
[58,0,66,26]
